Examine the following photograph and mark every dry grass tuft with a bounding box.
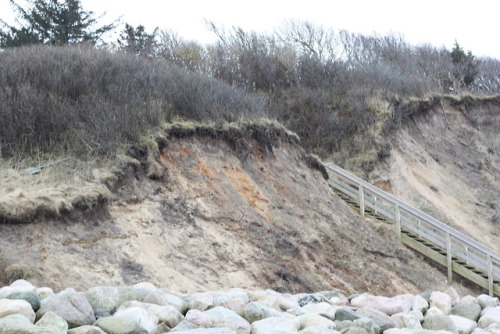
[3,263,32,283]
[0,158,116,223]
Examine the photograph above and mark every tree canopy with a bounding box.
[0,0,117,47]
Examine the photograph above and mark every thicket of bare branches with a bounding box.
[2,20,499,161]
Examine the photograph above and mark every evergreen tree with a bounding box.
[117,24,158,57]
[451,42,479,87]
[0,0,117,47]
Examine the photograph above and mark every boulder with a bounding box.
[449,314,477,334]
[392,294,414,313]
[334,307,364,321]
[144,289,187,313]
[408,310,424,322]
[250,317,298,334]
[445,287,461,306]
[113,307,158,333]
[93,316,147,334]
[67,325,107,333]
[391,312,422,329]
[171,328,237,334]
[350,295,406,315]
[170,320,200,331]
[132,282,157,293]
[313,291,349,306]
[0,314,53,334]
[357,307,398,331]
[412,295,429,313]
[429,291,452,315]
[118,300,184,328]
[85,286,150,315]
[452,302,482,321]
[184,292,222,311]
[384,330,439,334]
[35,311,68,334]
[214,291,249,316]
[478,306,500,328]
[243,302,282,323]
[301,302,337,320]
[36,288,96,328]
[484,323,500,334]
[0,298,35,323]
[0,285,40,311]
[298,294,323,307]
[186,306,250,334]
[36,288,54,300]
[335,318,379,334]
[422,311,458,334]
[9,280,35,288]
[255,294,297,312]
[85,287,120,314]
[299,325,340,334]
[461,296,478,305]
[477,295,498,309]
[296,313,336,330]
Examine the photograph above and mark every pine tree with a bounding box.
[451,42,480,88]
[117,24,159,57]
[0,0,117,47]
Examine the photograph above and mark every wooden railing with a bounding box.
[323,162,500,297]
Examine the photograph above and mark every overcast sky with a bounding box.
[1,0,499,59]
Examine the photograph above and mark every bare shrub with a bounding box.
[0,44,266,159]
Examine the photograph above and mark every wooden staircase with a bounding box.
[324,162,500,297]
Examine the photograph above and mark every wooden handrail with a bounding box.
[323,162,500,296]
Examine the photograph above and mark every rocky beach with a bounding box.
[0,279,499,333]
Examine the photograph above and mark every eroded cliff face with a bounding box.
[370,97,500,252]
[0,133,473,296]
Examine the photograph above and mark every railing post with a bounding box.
[395,204,401,241]
[446,233,452,283]
[358,185,365,217]
[487,254,493,297]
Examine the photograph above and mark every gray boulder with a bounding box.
[449,314,477,334]
[296,313,336,330]
[0,298,36,323]
[35,311,68,334]
[301,302,337,320]
[357,307,398,331]
[144,289,187,314]
[171,329,237,334]
[85,287,120,314]
[391,312,422,329]
[250,317,298,334]
[422,311,458,334]
[350,295,406,316]
[429,291,452,315]
[118,300,184,328]
[478,306,500,328]
[36,288,96,328]
[452,302,482,321]
[113,307,158,332]
[67,325,107,333]
[334,307,364,321]
[85,286,151,315]
[0,314,53,334]
[0,285,40,311]
[335,318,380,334]
[243,302,282,323]
[93,316,147,334]
[477,295,498,309]
[186,306,251,334]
